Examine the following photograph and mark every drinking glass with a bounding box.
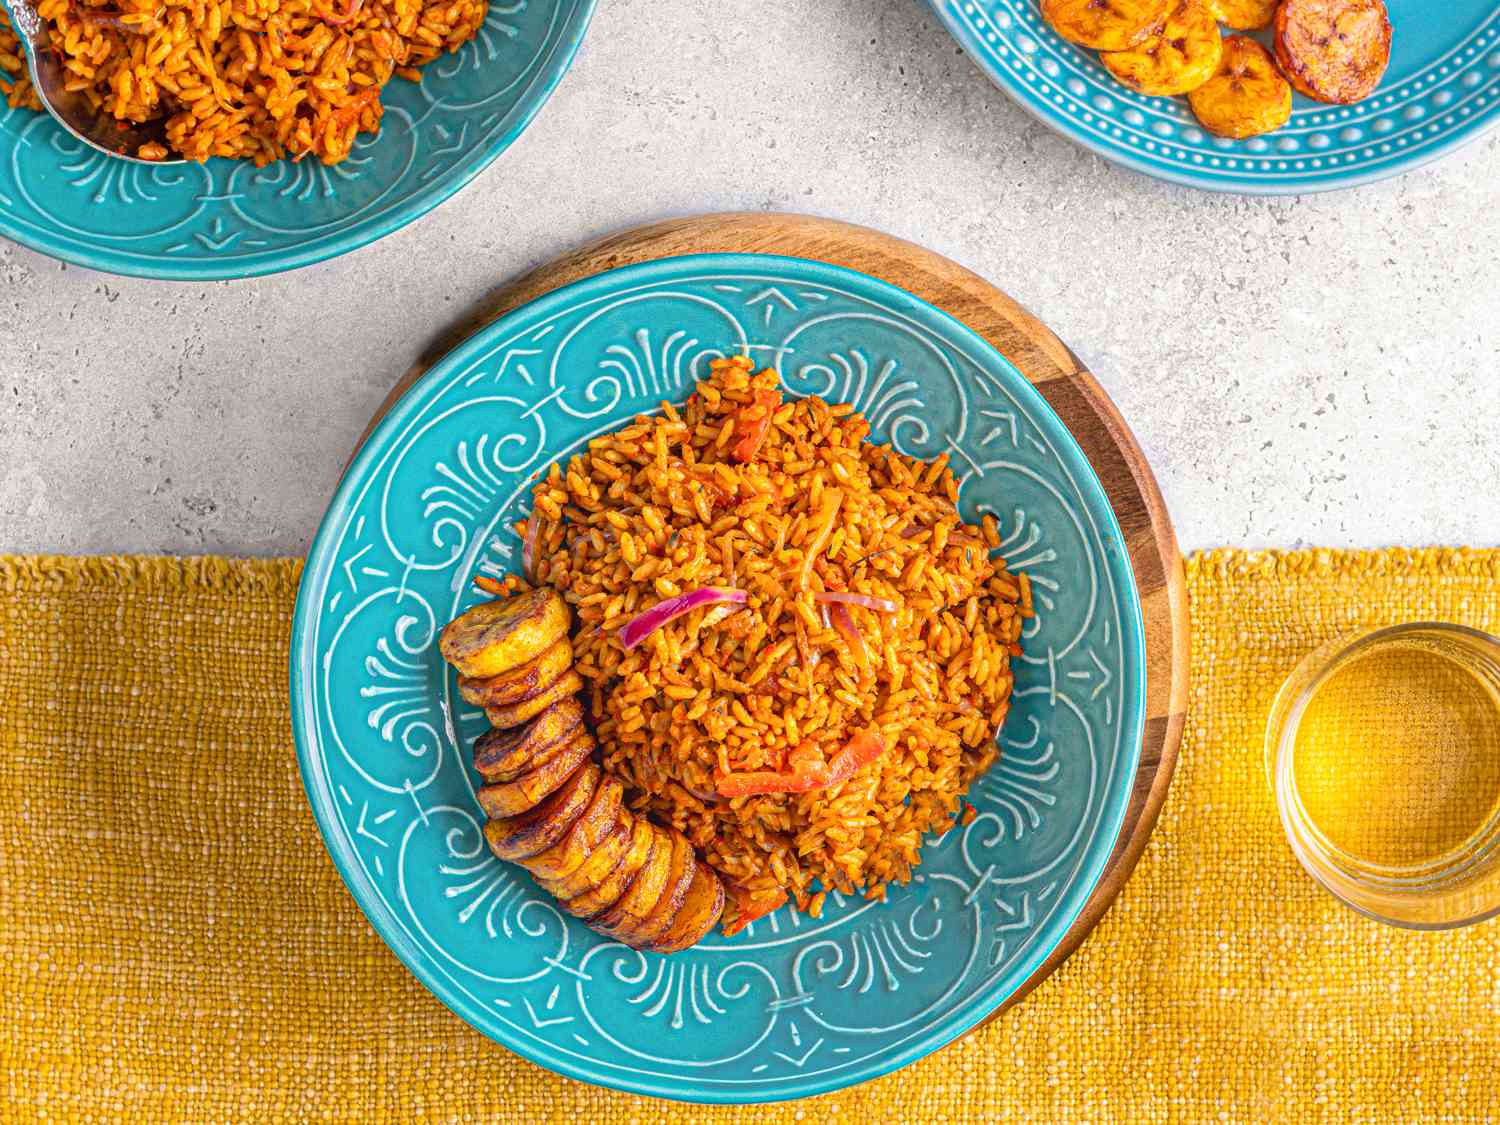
[1264,623,1500,929]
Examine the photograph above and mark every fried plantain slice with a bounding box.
[1100,0,1222,95]
[476,732,593,820]
[1188,35,1292,138]
[1205,0,1277,29]
[439,588,570,680]
[648,862,726,954]
[589,825,682,937]
[1275,0,1391,105]
[539,814,633,901]
[473,697,584,782]
[564,816,656,919]
[1040,0,1170,51]
[484,670,585,731]
[523,776,626,883]
[602,829,697,948]
[459,638,574,709]
[491,722,593,788]
[481,761,599,862]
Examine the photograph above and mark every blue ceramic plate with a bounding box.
[290,253,1146,1102]
[0,0,593,279]
[931,0,1500,193]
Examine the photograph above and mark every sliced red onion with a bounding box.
[83,12,134,29]
[521,509,540,582]
[619,587,747,651]
[814,590,898,613]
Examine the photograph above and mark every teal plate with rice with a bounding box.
[289,253,1146,1102]
[0,0,593,279]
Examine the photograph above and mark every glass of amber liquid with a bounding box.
[1265,623,1500,929]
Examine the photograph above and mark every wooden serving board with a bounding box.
[356,212,1189,1023]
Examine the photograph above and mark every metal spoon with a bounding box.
[1,0,183,164]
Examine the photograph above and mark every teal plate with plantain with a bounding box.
[931,0,1500,194]
[290,253,1146,1102]
[0,0,593,279]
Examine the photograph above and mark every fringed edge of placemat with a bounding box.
[1188,546,1500,583]
[0,554,304,594]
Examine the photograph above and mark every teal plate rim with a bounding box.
[0,0,595,280]
[289,251,1147,1103]
[928,0,1500,196]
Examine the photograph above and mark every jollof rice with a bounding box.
[507,356,1028,930]
[0,0,487,163]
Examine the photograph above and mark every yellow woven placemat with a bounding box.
[2,549,1498,1122]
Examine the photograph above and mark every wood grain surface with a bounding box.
[355,212,1189,1021]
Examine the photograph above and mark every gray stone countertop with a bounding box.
[2,0,1497,556]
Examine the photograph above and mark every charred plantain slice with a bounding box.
[523,777,626,883]
[507,723,594,780]
[473,697,585,782]
[459,638,574,709]
[1101,0,1222,95]
[439,588,570,680]
[484,670,585,731]
[478,717,592,787]
[648,862,726,954]
[589,824,684,938]
[1275,0,1391,105]
[601,829,696,948]
[482,762,599,862]
[476,732,594,820]
[1188,35,1292,138]
[540,814,633,901]
[1040,0,1170,51]
[565,817,656,919]
[589,826,677,935]
[1205,0,1277,29]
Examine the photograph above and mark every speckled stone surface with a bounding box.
[1,0,1497,556]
